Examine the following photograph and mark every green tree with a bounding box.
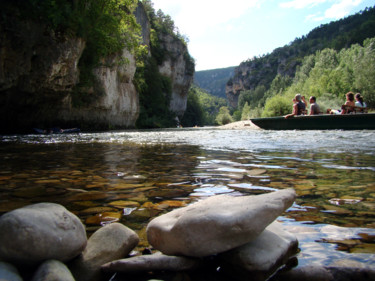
[215,107,233,125]
[262,95,291,117]
[241,102,251,120]
[181,87,204,127]
[353,38,375,107]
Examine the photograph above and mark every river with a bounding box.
[1,128,375,272]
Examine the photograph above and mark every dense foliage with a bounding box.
[232,6,375,95]
[260,37,375,117]
[0,0,143,107]
[229,7,375,118]
[181,86,227,127]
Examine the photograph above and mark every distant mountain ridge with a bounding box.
[194,66,235,98]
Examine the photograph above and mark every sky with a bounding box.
[152,0,375,71]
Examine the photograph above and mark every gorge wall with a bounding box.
[0,2,194,133]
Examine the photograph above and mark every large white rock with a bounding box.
[147,189,296,257]
[219,221,299,280]
[0,203,87,266]
[69,223,139,281]
[101,252,200,273]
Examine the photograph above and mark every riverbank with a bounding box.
[218,120,261,130]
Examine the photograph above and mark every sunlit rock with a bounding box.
[0,203,87,266]
[147,189,296,257]
[219,221,298,281]
[101,252,200,273]
[85,212,122,226]
[69,223,139,281]
[31,260,75,281]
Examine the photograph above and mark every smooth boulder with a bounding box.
[0,262,23,281]
[0,203,87,266]
[147,189,296,257]
[31,260,75,281]
[219,221,298,280]
[69,223,139,281]
[102,252,200,273]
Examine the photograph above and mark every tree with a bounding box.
[215,107,233,125]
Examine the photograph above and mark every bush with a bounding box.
[215,107,233,125]
[262,95,292,117]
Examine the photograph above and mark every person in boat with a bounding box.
[309,96,320,115]
[341,92,355,114]
[355,93,367,108]
[285,94,306,119]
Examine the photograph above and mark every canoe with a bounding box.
[33,128,81,134]
[250,113,375,130]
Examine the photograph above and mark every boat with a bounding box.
[250,113,375,130]
[33,128,81,134]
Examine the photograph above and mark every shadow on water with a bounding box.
[0,129,375,278]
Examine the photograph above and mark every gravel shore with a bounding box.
[218,120,261,130]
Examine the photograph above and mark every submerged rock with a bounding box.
[0,262,23,281]
[0,203,87,266]
[219,221,298,281]
[31,260,75,281]
[69,223,139,281]
[272,265,375,281]
[147,189,296,257]
[101,252,201,273]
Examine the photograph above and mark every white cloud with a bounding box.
[324,0,364,19]
[279,0,328,9]
[280,0,365,21]
[152,0,262,38]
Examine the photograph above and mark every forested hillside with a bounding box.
[224,6,375,119]
[181,86,227,127]
[194,66,235,98]
[227,6,375,111]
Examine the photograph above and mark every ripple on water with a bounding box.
[0,128,374,269]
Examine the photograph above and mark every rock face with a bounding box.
[59,48,140,129]
[219,221,299,280]
[102,252,201,273]
[0,203,87,266]
[31,260,75,281]
[147,189,296,257]
[0,2,194,132]
[157,32,195,117]
[69,223,139,281]
[0,262,23,281]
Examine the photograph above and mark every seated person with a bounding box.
[355,93,367,108]
[285,94,306,119]
[341,92,355,114]
[309,96,320,115]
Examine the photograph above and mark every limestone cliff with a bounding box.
[157,32,195,117]
[0,1,194,133]
[226,53,299,108]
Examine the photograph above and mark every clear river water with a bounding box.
[1,127,374,275]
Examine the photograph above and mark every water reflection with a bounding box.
[0,129,374,268]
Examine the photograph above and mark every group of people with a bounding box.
[285,92,367,118]
[285,94,320,119]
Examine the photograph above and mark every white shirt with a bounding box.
[355,101,367,108]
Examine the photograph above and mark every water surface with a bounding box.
[1,128,374,268]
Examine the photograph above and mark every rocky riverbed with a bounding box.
[1,189,374,281]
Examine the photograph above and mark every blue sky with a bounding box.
[152,0,375,71]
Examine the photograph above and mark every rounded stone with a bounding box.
[147,189,296,257]
[69,222,139,281]
[31,260,75,281]
[0,203,87,266]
